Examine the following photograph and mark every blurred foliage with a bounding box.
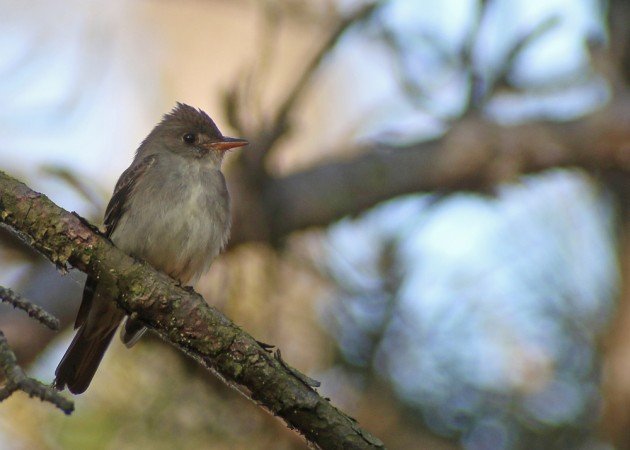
[321,170,616,448]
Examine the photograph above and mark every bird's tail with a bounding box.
[54,324,117,394]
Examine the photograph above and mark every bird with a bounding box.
[54,103,248,394]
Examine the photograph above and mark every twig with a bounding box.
[381,26,457,109]
[0,286,59,330]
[271,2,382,138]
[274,349,321,388]
[0,286,71,413]
[0,331,73,414]
[232,1,383,173]
[489,15,561,97]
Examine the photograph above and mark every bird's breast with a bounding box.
[111,161,231,285]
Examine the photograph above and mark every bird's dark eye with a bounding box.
[183,133,196,144]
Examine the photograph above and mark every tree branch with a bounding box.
[0,171,383,450]
[0,330,74,414]
[0,287,71,413]
[230,97,630,244]
[228,1,381,174]
[268,2,380,145]
[0,285,60,330]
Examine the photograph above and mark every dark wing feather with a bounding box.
[104,154,157,236]
[74,155,157,329]
[74,276,97,329]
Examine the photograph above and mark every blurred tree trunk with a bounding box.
[598,0,630,446]
[601,217,630,448]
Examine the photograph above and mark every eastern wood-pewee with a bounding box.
[54,103,248,394]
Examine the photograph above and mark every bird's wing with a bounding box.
[74,154,157,329]
[103,154,157,237]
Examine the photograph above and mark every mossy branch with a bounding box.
[0,171,383,450]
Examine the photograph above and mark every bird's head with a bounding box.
[138,103,248,166]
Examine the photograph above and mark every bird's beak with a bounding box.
[210,136,249,152]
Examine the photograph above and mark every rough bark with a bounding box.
[0,171,384,450]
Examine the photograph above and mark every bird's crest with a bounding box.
[160,102,222,137]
